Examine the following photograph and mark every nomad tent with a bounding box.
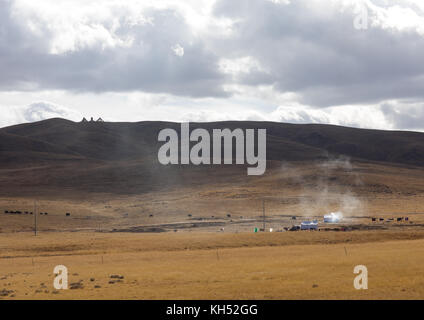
[300,220,318,230]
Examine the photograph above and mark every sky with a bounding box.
[1,0,424,131]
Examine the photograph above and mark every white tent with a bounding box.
[300,220,318,230]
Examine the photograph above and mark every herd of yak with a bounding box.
[3,210,71,216]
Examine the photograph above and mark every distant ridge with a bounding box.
[1,118,424,166]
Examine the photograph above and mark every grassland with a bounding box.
[1,230,424,299]
[1,160,424,299]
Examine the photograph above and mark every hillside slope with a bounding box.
[1,118,424,165]
[1,118,424,196]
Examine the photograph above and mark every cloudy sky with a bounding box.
[1,0,424,131]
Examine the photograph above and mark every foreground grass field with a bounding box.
[1,230,424,299]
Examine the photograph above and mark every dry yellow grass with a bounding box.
[2,161,424,235]
[1,230,424,300]
[1,161,424,299]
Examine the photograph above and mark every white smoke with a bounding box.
[286,157,366,218]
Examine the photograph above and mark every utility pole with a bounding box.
[34,200,37,236]
[262,199,265,231]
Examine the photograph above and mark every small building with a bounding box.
[81,117,103,122]
[301,220,318,230]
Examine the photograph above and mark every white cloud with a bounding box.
[0,101,82,128]
[13,0,135,54]
[22,101,82,122]
[219,56,267,77]
[367,1,424,35]
[270,105,389,130]
[171,43,184,57]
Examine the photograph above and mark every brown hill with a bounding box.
[0,118,424,196]
[2,118,424,164]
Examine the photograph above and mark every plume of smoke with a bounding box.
[288,156,366,219]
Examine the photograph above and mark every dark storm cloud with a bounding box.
[2,0,424,113]
[212,0,424,106]
[0,1,228,97]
